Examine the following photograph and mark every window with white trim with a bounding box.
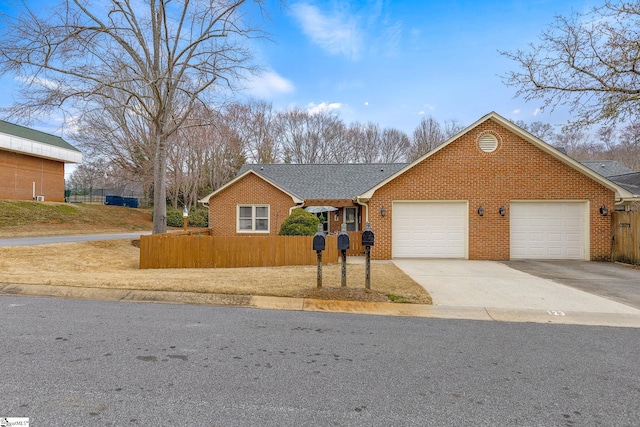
[237,205,270,232]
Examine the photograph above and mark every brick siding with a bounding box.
[368,118,615,261]
[208,173,298,235]
[0,150,65,202]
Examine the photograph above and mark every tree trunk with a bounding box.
[152,131,168,234]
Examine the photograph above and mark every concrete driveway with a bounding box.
[392,259,640,315]
[502,260,640,309]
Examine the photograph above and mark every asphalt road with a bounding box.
[1,296,639,426]
[0,232,151,246]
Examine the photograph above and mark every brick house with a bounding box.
[199,163,406,236]
[0,120,82,202]
[200,112,637,261]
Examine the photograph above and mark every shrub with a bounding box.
[187,208,209,228]
[279,208,319,236]
[160,208,209,228]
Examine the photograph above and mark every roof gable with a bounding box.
[199,169,304,204]
[358,111,635,201]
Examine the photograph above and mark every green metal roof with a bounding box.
[0,119,80,152]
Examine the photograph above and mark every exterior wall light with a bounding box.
[380,206,386,217]
[183,206,189,231]
[477,206,484,216]
[499,206,506,217]
[600,205,609,216]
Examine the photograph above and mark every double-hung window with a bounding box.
[237,205,270,233]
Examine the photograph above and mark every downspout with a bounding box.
[355,197,369,224]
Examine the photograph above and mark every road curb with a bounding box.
[2,283,640,328]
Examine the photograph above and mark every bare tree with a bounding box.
[379,128,410,163]
[227,100,279,163]
[72,94,156,199]
[510,119,557,142]
[501,1,640,126]
[347,122,383,163]
[528,121,556,142]
[442,119,465,140]
[596,121,640,170]
[0,0,264,233]
[409,116,445,161]
[554,126,601,159]
[66,158,112,194]
[277,108,312,164]
[168,106,245,209]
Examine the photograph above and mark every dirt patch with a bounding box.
[297,287,392,302]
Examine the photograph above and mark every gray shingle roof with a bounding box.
[609,172,640,195]
[238,163,408,200]
[580,161,635,178]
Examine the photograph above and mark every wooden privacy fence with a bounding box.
[611,211,640,264]
[140,232,364,269]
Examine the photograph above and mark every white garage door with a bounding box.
[510,202,587,260]
[393,202,467,258]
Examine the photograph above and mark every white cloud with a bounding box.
[512,109,521,115]
[533,107,541,116]
[290,2,363,60]
[307,102,342,115]
[244,70,295,98]
[364,101,369,106]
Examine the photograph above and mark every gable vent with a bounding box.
[478,134,498,153]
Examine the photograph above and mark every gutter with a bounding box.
[290,203,304,214]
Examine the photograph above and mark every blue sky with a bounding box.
[242,0,597,133]
[0,0,597,138]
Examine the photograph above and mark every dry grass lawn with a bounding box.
[0,239,432,304]
[0,201,152,237]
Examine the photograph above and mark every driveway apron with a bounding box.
[392,259,640,315]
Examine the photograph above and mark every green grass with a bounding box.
[386,293,412,303]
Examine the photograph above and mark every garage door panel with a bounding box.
[393,202,467,258]
[510,202,587,260]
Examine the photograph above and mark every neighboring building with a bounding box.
[0,120,82,202]
[607,172,640,199]
[580,161,635,178]
[200,112,638,261]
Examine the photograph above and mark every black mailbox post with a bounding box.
[313,224,325,289]
[362,223,375,289]
[313,231,326,251]
[338,224,350,287]
[362,227,374,247]
[337,231,350,251]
